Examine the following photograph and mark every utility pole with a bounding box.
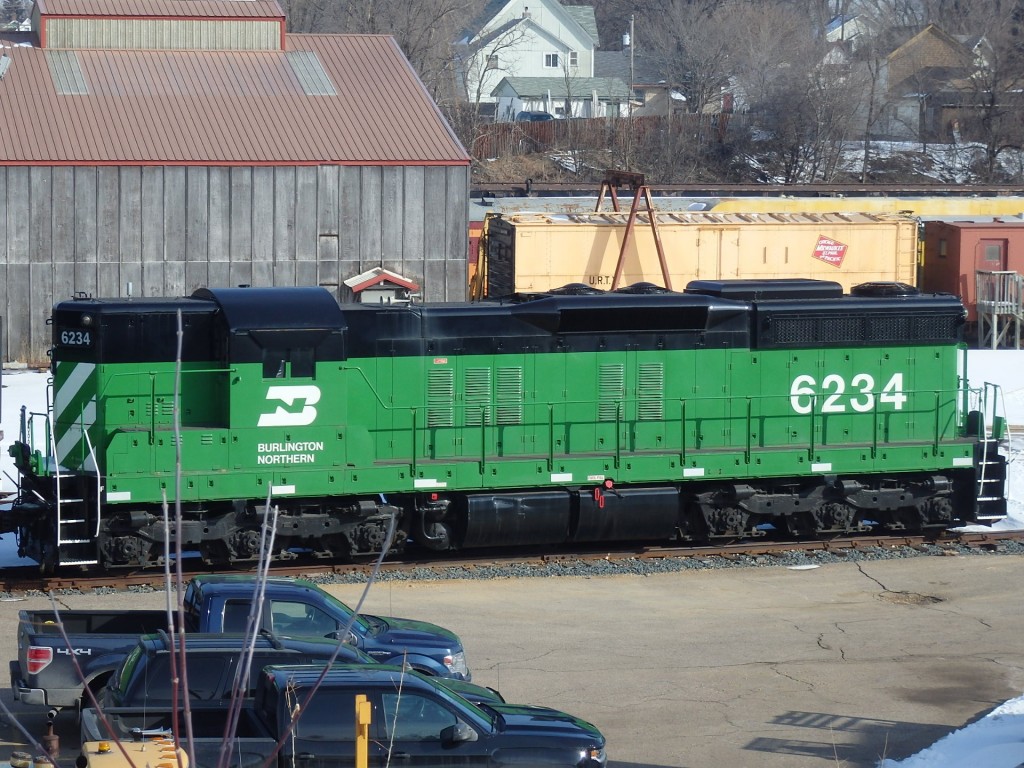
[626,13,635,171]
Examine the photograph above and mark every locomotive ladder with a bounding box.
[47,407,101,567]
[973,382,1011,525]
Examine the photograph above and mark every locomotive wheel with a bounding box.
[99,533,154,568]
[918,497,954,526]
[700,505,756,538]
[812,501,863,535]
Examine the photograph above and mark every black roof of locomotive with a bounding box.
[679,279,964,348]
[54,295,215,314]
[685,279,845,300]
[52,280,966,364]
[339,289,752,356]
[52,295,221,363]
[192,287,345,331]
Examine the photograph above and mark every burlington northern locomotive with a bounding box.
[2,279,1008,571]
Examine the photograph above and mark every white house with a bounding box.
[455,0,600,112]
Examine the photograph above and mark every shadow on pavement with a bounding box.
[745,709,965,765]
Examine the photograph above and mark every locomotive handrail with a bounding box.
[615,401,622,469]
[47,407,61,552]
[82,427,101,537]
[808,395,817,462]
[394,386,967,475]
[872,398,878,459]
[410,408,417,475]
[547,405,554,471]
[342,365,393,408]
[744,399,752,465]
[680,400,687,464]
[69,375,969,476]
[97,366,234,398]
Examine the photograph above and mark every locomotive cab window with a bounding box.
[263,347,315,378]
[250,328,333,379]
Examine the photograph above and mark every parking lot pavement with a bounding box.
[1,554,1022,768]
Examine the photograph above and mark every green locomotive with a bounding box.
[4,279,1007,570]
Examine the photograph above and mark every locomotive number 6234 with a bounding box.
[789,372,908,414]
[58,329,92,347]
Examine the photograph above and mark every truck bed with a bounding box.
[23,610,166,635]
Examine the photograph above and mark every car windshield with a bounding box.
[417,675,497,731]
[318,590,371,634]
[110,645,145,701]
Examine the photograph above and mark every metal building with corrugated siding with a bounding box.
[482,211,919,297]
[0,0,470,363]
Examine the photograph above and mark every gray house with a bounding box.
[0,0,470,363]
[490,75,630,120]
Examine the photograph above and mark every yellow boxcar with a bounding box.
[710,195,1024,217]
[481,211,919,296]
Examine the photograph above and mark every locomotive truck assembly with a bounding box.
[1,279,1008,571]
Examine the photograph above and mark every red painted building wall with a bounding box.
[921,220,1024,322]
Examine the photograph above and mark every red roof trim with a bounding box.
[41,13,285,21]
[350,273,420,292]
[0,160,470,167]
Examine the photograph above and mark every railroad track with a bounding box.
[4,528,1022,594]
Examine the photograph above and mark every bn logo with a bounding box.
[258,385,321,427]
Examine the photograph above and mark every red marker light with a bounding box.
[27,646,53,674]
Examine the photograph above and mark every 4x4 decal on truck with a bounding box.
[258,385,321,427]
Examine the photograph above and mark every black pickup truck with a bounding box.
[12,575,470,713]
[80,633,501,743]
[83,664,606,768]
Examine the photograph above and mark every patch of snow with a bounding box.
[878,695,1024,767]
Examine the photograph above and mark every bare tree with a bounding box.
[837,5,911,180]
[280,0,483,102]
[728,0,862,182]
[280,0,332,33]
[371,1,483,102]
[638,0,737,115]
[950,0,1024,180]
[452,13,530,109]
[2,0,25,24]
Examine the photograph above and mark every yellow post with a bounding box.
[355,694,372,768]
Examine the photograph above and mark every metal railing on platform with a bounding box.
[976,270,1024,349]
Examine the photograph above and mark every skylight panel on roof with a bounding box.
[286,50,336,96]
[46,50,87,95]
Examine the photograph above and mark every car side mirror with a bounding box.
[441,722,477,744]
[329,630,359,645]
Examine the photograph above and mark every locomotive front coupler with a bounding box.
[413,494,452,551]
[921,475,952,493]
[418,494,450,520]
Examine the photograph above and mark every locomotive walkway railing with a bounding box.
[406,390,967,469]
[976,270,1024,349]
